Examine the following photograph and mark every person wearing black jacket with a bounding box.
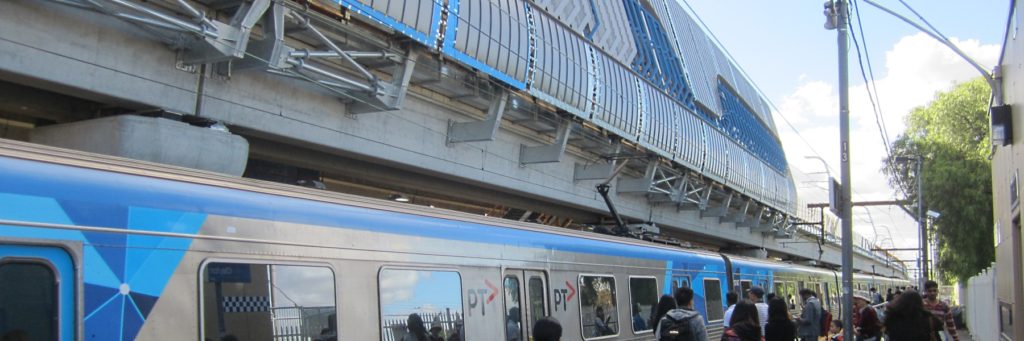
[764,298,796,341]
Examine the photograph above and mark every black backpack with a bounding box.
[658,310,697,341]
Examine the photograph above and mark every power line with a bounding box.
[851,0,892,151]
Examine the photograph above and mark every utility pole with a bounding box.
[825,0,854,340]
[916,155,927,287]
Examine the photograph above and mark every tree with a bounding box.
[882,77,993,284]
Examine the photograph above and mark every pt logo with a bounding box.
[467,279,499,316]
[552,281,576,311]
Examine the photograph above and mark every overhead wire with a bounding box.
[681,1,908,256]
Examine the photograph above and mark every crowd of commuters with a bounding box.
[386,280,959,341]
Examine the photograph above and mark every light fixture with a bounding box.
[926,210,941,219]
[388,193,410,202]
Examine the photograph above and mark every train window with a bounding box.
[579,275,618,339]
[528,276,547,327]
[504,275,524,341]
[379,268,463,341]
[202,262,336,341]
[0,262,57,340]
[784,282,797,310]
[772,281,784,298]
[740,280,752,299]
[703,278,725,322]
[628,277,658,334]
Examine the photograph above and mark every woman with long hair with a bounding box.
[883,290,941,340]
[722,300,762,341]
[402,313,429,341]
[764,298,796,341]
[650,294,678,332]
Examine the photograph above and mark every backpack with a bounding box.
[658,310,696,341]
[819,306,832,334]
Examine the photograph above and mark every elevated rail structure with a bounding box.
[0,0,904,276]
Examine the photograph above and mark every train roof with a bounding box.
[0,140,730,263]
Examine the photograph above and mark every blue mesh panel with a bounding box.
[717,82,787,172]
[621,0,695,108]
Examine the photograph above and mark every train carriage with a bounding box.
[0,140,906,340]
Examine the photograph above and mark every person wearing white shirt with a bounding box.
[722,291,739,328]
[747,286,769,335]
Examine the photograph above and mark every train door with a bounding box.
[503,269,548,341]
[0,243,76,341]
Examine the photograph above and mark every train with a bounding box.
[0,140,908,340]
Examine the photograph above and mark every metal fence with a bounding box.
[272,306,337,341]
[381,310,463,341]
[963,264,998,341]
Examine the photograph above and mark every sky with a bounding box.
[682,0,1009,270]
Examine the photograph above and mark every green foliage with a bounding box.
[882,77,993,283]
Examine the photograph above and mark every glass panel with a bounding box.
[703,278,724,321]
[379,269,463,341]
[773,281,784,297]
[580,275,618,338]
[528,277,546,328]
[0,262,56,340]
[740,280,752,299]
[504,276,523,341]
[785,283,797,310]
[629,277,657,333]
[673,276,690,288]
[202,263,336,341]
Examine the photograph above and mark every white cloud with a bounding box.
[773,33,1000,261]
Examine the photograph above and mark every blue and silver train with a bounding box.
[0,141,907,340]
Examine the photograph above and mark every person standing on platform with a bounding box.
[655,287,709,341]
[852,292,881,341]
[764,297,796,341]
[533,317,562,341]
[795,289,821,341]
[869,288,883,305]
[884,290,942,340]
[723,291,739,328]
[722,300,762,341]
[747,286,769,335]
[923,280,959,341]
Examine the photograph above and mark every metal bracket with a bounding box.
[183,0,271,64]
[721,198,750,223]
[700,192,733,218]
[349,48,420,114]
[520,120,574,164]
[233,2,290,71]
[741,206,769,231]
[447,89,508,144]
[574,162,616,181]
[617,162,658,193]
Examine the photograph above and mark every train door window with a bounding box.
[202,262,336,341]
[740,280,752,299]
[628,277,658,334]
[773,281,784,298]
[0,244,75,341]
[822,282,831,310]
[0,262,57,340]
[671,275,691,292]
[503,274,525,341]
[785,282,797,310]
[379,268,462,341]
[526,273,548,331]
[703,278,725,322]
[579,275,618,339]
